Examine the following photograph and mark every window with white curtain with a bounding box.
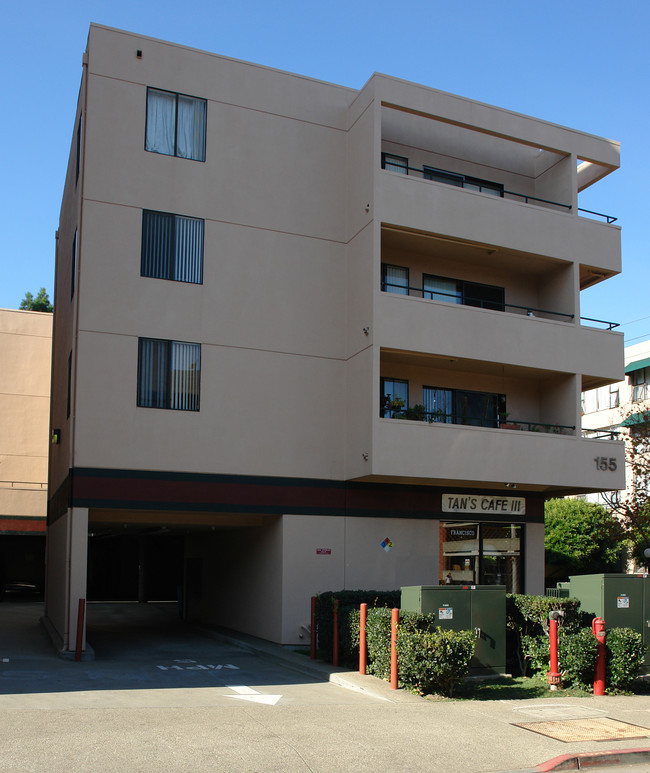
[137,338,201,411]
[141,210,204,283]
[145,88,206,161]
[381,264,409,295]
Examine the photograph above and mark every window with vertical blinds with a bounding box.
[137,338,201,411]
[141,210,204,284]
[381,264,409,295]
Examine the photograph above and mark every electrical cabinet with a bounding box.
[400,585,506,674]
[569,573,650,665]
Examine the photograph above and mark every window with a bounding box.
[75,115,82,185]
[630,369,650,403]
[423,274,505,311]
[71,230,77,299]
[137,338,201,411]
[141,210,204,284]
[381,378,408,417]
[381,264,409,295]
[145,88,206,161]
[423,386,505,428]
[66,351,72,419]
[423,166,503,197]
[381,153,408,174]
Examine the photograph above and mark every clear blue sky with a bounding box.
[2,0,648,343]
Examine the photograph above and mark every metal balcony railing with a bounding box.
[381,408,575,435]
[581,429,621,440]
[381,282,620,330]
[380,159,618,224]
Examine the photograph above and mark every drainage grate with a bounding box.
[513,718,650,743]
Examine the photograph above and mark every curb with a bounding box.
[536,747,650,771]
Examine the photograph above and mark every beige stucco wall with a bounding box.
[0,309,52,521]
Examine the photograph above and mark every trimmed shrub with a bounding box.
[522,628,598,689]
[365,607,394,679]
[506,594,590,675]
[397,625,475,697]
[315,590,400,666]
[606,628,646,691]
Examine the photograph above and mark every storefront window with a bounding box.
[440,522,522,593]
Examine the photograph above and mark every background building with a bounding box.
[0,309,51,596]
[46,24,625,654]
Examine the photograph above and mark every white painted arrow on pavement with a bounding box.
[225,685,282,706]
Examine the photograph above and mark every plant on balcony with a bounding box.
[498,411,520,430]
[399,404,427,422]
[383,396,405,417]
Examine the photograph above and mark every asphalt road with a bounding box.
[2,602,650,773]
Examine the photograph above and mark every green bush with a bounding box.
[606,628,646,691]
[397,625,475,697]
[506,594,589,675]
[365,607,394,679]
[522,628,598,689]
[315,590,400,666]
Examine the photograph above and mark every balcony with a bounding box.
[369,415,625,494]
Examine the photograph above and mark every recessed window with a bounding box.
[381,377,408,417]
[145,88,206,162]
[423,274,505,312]
[137,338,201,411]
[141,210,204,284]
[381,264,409,295]
[630,368,650,403]
[381,153,409,175]
[423,386,505,428]
[71,230,77,299]
[423,166,503,197]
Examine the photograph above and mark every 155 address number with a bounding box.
[594,457,617,471]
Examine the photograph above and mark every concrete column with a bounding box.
[525,521,545,595]
[43,506,88,654]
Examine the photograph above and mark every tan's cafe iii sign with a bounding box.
[442,494,526,515]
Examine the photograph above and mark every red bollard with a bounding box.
[310,596,317,659]
[390,607,398,690]
[332,598,339,666]
[547,610,562,690]
[75,598,86,663]
[359,603,368,675]
[592,617,606,696]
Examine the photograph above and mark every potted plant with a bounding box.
[498,411,520,430]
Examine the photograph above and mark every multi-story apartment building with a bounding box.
[46,24,625,655]
[0,309,51,594]
[582,340,650,514]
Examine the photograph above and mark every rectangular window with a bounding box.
[66,352,72,418]
[424,386,505,428]
[381,264,409,295]
[137,338,201,411]
[145,88,206,162]
[423,274,504,312]
[630,369,649,403]
[71,230,77,299]
[141,210,204,284]
[381,377,408,417]
[75,115,82,185]
[423,166,503,197]
[381,153,408,174]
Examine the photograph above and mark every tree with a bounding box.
[19,288,53,312]
[602,406,650,567]
[545,498,625,583]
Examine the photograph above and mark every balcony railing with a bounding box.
[581,429,621,440]
[381,281,620,330]
[380,158,618,223]
[382,408,575,435]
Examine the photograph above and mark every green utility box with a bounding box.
[400,585,506,675]
[568,573,650,666]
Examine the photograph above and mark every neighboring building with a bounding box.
[582,340,650,512]
[0,309,52,593]
[46,24,625,654]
